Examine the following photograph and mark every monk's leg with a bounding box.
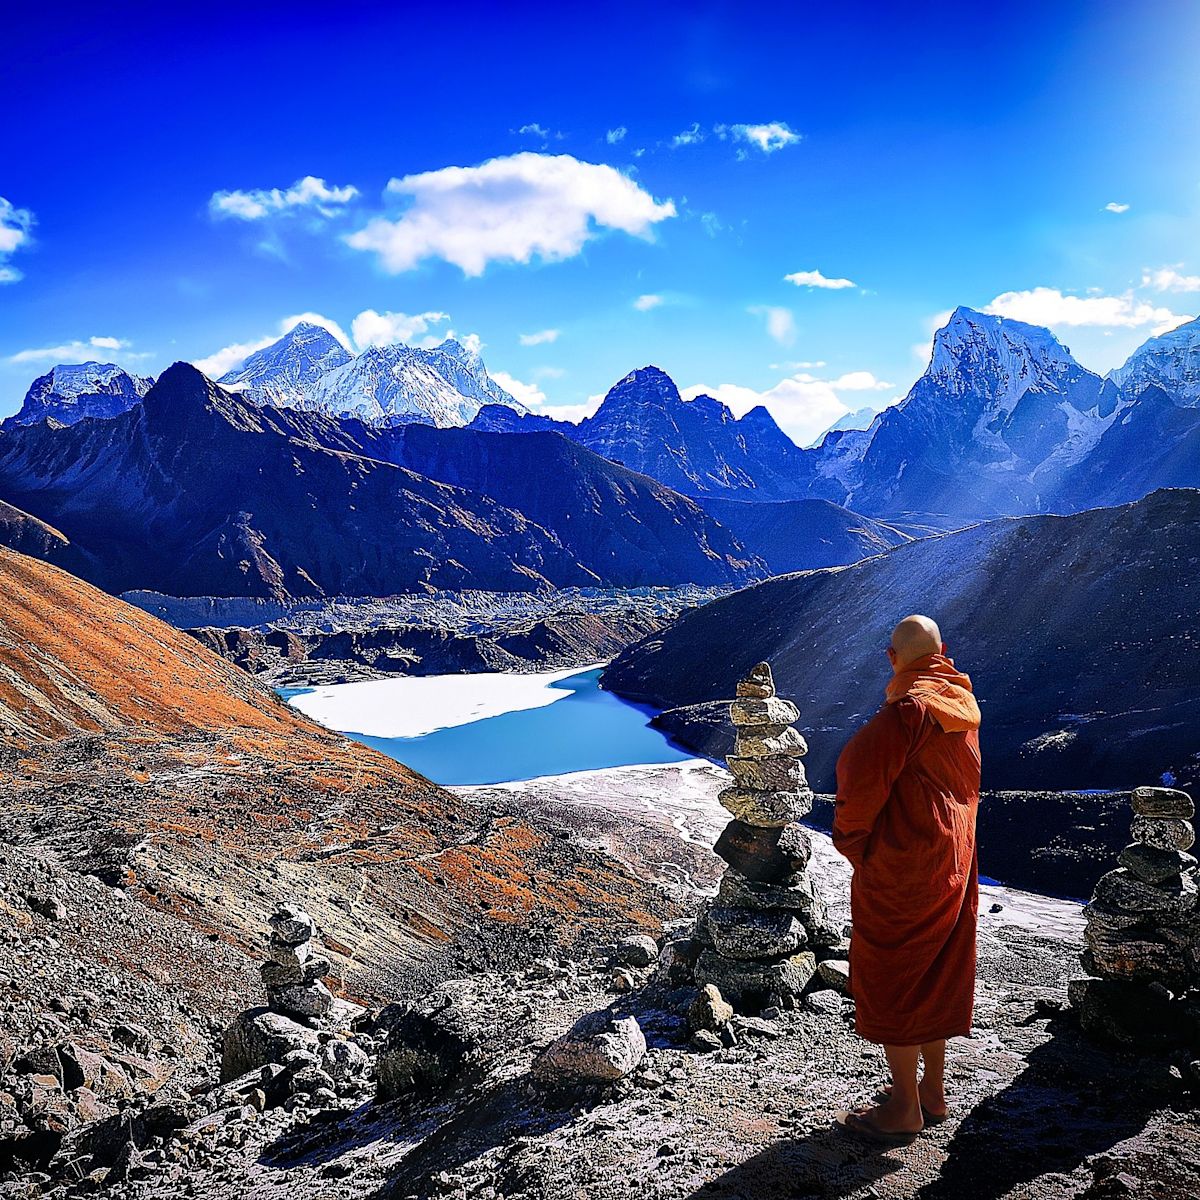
[918,1040,948,1116]
[859,1043,923,1133]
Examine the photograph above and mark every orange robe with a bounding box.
[832,654,982,1046]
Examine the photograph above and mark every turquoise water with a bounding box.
[295,668,695,786]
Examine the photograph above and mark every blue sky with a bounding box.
[3,0,1199,441]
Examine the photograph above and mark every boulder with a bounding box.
[261,955,331,989]
[736,663,775,700]
[718,786,813,827]
[717,868,821,916]
[726,753,808,792]
[1130,816,1195,852]
[1068,977,1196,1048]
[730,697,800,728]
[1131,786,1195,820]
[376,981,515,1099]
[319,1039,370,1083]
[614,934,659,968]
[687,984,734,1032]
[269,980,334,1019]
[1092,868,1197,919]
[733,727,808,759]
[804,989,844,1016]
[816,958,851,994]
[1081,929,1190,989]
[1118,842,1197,886]
[705,906,807,960]
[713,821,811,883]
[268,903,316,946]
[650,937,701,987]
[57,1044,132,1102]
[220,1009,320,1083]
[695,948,817,1009]
[533,1011,646,1084]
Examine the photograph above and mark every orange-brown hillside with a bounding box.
[0,547,680,1015]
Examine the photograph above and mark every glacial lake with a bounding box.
[282,666,698,785]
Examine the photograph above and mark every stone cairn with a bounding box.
[261,902,334,1020]
[1070,785,1200,1051]
[691,662,844,1012]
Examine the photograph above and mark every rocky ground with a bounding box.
[121,587,728,688]
[6,764,1195,1200]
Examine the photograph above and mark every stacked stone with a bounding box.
[692,662,842,1012]
[1070,786,1200,1047]
[261,903,334,1020]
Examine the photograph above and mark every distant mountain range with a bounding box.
[4,307,1200,599]
[5,362,153,427]
[604,486,1200,794]
[221,323,526,427]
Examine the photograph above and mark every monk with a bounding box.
[832,614,981,1145]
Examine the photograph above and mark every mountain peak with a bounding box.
[1109,314,1200,404]
[602,365,681,410]
[925,306,1086,404]
[5,361,154,428]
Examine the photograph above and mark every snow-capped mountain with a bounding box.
[218,324,523,427]
[813,307,1119,517]
[5,362,154,428]
[220,322,352,407]
[1108,315,1200,405]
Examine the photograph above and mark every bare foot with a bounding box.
[851,1094,924,1135]
[880,1080,948,1119]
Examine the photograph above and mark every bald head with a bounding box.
[890,614,943,669]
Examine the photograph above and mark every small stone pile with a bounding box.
[1070,785,1200,1049]
[691,662,843,1012]
[261,902,333,1019]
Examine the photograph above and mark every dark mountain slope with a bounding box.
[0,363,592,599]
[604,488,1200,792]
[696,496,911,572]
[378,423,763,587]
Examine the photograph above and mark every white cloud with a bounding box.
[192,312,353,379]
[0,197,34,283]
[671,123,705,147]
[606,127,627,144]
[345,153,675,277]
[983,286,1190,334]
[209,176,359,221]
[681,367,889,445]
[784,268,857,290]
[351,309,450,350]
[490,370,546,408]
[717,122,801,154]
[517,123,549,138]
[1103,202,1130,214]
[8,335,141,365]
[634,293,665,311]
[519,328,560,346]
[749,305,796,345]
[1142,266,1200,294]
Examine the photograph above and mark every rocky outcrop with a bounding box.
[687,663,844,1013]
[1070,786,1200,1053]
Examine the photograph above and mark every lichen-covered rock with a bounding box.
[688,983,734,1032]
[695,948,817,1007]
[733,726,808,759]
[717,868,821,915]
[220,1009,320,1083]
[1131,786,1195,820]
[533,1011,646,1084]
[816,958,851,994]
[1118,842,1197,886]
[1092,867,1198,918]
[614,934,659,968]
[705,906,807,960]
[726,754,808,792]
[261,954,331,989]
[1081,927,1190,988]
[736,663,775,700]
[270,979,333,1018]
[319,1039,369,1083]
[713,821,811,884]
[268,903,316,946]
[1131,816,1195,852]
[718,786,813,827]
[729,697,800,728]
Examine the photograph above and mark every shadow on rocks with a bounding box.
[684,1125,904,1199]
[914,1012,1195,1200]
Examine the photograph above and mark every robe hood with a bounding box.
[885,653,981,733]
